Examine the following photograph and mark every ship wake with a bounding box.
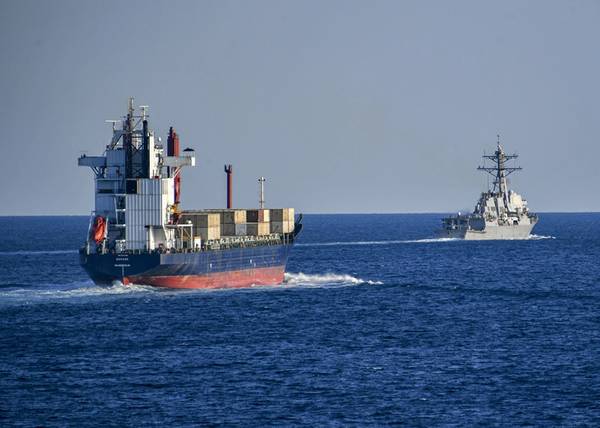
[0,250,78,256]
[0,281,156,305]
[297,235,553,246]
[297,238,458,247]
[283,272,383,287]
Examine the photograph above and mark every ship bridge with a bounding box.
[79,98,195,253]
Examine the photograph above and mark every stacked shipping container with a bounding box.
[246,209,270,223]
[246,209,270,236]
[180,208,294,238]
[221,209,247,236]
[270,208,295,234]
[180,212,221,241]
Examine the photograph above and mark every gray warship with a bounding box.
[439,137,538,240]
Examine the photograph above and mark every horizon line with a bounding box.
[1,210,599,217]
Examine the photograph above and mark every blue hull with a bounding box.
[80,244,292,288]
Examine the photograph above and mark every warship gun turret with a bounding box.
[439,137,538,240]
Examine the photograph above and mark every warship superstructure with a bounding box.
[440,137,538,240]
[78,99,301,289]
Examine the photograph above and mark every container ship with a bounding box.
[78,99,302,289]
[439,137,538,240]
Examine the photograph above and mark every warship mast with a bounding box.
[477,135,521,207]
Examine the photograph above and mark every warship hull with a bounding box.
[439,223,535,240]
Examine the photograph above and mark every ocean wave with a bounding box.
[0,250,78,256]
[283,272,382,286]
[0,281,155,304]
[402,238,460,243]
[527,234,555,240]
[296,238,458,247]
[297,235,554,246]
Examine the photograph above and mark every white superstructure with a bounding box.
[79,98,195,251]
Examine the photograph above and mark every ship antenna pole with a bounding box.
[258,177,266,209]
[127,97,134,131]
[497,134,505,195]
[124,97,135,181]
[139,105,149,121]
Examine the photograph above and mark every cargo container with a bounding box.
[197,209,247,225]
[235,224,248,236]
[246,209,269,223]
[222,223,235,236]
[246,222,270,236]
[270,220,294,234]
[195,225,221,241]
[223,209,247,224]
[180,212,220,228]
[270,208,294,222]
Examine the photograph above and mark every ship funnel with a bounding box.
[224,164,233,209]
[168,127,181,204]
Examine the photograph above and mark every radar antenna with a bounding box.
[139,105,149,121]
[477,134,521,195]
[105,120,119,131]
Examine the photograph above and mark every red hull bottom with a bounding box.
[124,266,286,290]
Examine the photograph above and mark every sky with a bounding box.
[0,0,599,215]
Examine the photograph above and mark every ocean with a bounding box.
[1,213,599,426]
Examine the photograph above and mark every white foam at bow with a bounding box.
[527,234,555,240]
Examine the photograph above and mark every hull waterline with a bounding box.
[81,244,292,290]
[125,266,285,289]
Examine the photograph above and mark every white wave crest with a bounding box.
[0,249,78,256]
[402,238,460,243]
[284,272,382,286]
[297,235,554,246]
[527,234,555,240]
[0,281,155,304]
[297,240,404,247]
[297,238,458,247]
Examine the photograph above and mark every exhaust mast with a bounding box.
[224,164,233,209]
[168,127,181,204]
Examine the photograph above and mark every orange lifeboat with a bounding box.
[91,216,106,244]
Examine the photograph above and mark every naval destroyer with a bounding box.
[439,137,538,240]
[78,99,302,289]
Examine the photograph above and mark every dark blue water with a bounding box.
[1,214,600,426]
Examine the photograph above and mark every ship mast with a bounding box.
[477,135,521,196]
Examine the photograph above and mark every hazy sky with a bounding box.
[1,0,599,215]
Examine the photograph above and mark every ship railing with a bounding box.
[99,232,290,256]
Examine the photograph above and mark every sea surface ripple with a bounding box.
[1,214,600,426]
